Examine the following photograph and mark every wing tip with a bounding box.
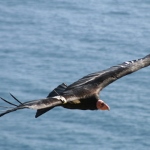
[35,112,40,118]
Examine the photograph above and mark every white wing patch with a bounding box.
[53,96,67,104]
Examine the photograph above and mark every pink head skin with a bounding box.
[96,100,110,110]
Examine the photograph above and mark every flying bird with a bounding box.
[0,54,150,118]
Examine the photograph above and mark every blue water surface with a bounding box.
[0,0,150,150]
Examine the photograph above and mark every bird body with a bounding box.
[0,54,150,118]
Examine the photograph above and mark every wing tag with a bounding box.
[53,96,67,104]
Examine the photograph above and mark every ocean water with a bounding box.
[0,0,150,150]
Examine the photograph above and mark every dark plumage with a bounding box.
[0,54,150,118]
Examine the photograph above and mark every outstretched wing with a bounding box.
[0,98,62,117]
[65,54,150,95]
[0,96,62,117]
[35,83,67,118]
[0,83,68,118]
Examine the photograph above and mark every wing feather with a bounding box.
[35,83,67,118]
[65,54,150,94]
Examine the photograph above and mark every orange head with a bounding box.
[96,100,110,110]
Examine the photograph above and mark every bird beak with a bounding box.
[97,100,110,111]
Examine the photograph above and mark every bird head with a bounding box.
[96,100,110,110]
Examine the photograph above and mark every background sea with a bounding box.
[0,0,150,150]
